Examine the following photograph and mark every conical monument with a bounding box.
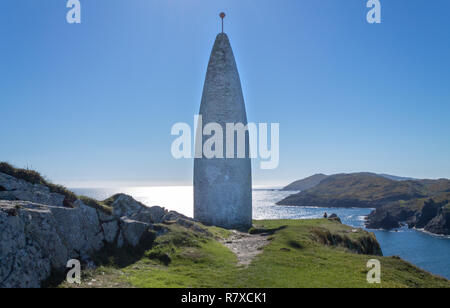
[194,14,252,230]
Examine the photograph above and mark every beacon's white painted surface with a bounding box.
[194,33,252,229]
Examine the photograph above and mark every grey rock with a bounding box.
[102,221,119,244]
[366,211,401,230]
[0,172,41,191]
[120,217,151,247]
[130,206,167,224]
[49,200,104,257]
[110,194,146,218]
[0,172,65,207]
[108,194,170,224]
[0,201,67,288]
[0,176,186,288]
[117,232,125,249]
[97,208,116,222]
[162,210,192,222]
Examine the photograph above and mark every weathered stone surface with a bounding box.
[107,194,171,224]
[102,221,119,244]
[120,217,151,247]
[162,210,192,222]
[0,172,38,191]
[0,201,68,288]
[194,33,252,230]
[109,194,146,218]
[0,171,188,288]
[0,172,65,207]
[117,232,125,249]
[130,206,167,224]
[0,199,174,287]
[48,201,103,258]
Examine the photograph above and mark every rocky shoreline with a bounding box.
[279,173,450,236]
[0,171,190,288]
[365,198,450,235]
[2,165,449,288]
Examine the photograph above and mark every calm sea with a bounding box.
[73,187,450,279]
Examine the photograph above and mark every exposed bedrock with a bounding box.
[0,172,189,288]
[366,198,450,235]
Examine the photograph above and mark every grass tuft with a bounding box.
[0,162,77,207]
[103,194,123,206]
[78,196,113,215]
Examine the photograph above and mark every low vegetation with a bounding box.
[60,219,450,288]
[0,162,112,212]
[103,194,123,206]
[78,196,113,215]
[0,162,77,207]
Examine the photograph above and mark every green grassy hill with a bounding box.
[282,174,328,191]
[60,219,450,288]
[278,173,450,208]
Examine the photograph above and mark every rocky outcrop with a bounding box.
[366,200,423,230]
[365,197,450,235]
[327,213,342,223]
[414,199,443,229]
[105,194,170,224]
[0,172,66,207]
[366,209,403,230]
[0,173,187,288]
[424,207,450,235]
[0,202,68,288]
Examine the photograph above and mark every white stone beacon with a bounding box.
[194,17,252,230]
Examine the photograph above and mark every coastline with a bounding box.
[2,166,450,286]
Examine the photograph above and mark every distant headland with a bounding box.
[278,172,450,235]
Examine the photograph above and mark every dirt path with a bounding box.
[221,231,270,267]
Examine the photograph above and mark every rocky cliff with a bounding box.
[425,206,450,235]
[0,171,188,288]
[366,196,450,235]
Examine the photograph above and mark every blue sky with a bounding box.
[1,0,449,187]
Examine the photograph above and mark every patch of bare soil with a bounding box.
[221,231,270,267]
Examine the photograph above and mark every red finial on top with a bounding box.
[220,12,226,33]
